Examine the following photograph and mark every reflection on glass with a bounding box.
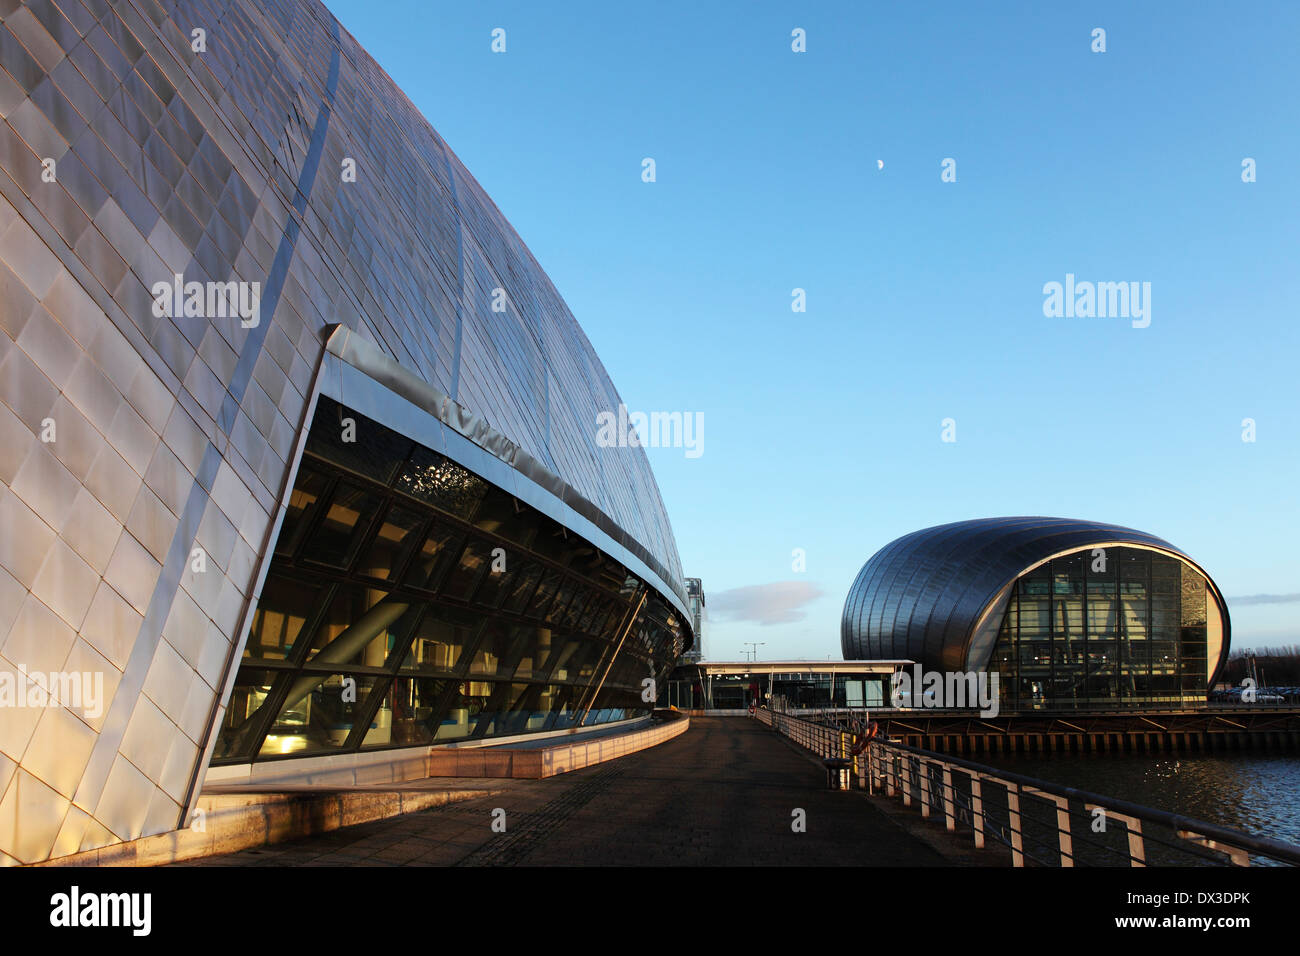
[258,672,382,756]
[468,622,524,678]
[215,668,277,759]
[473,487,532,543]
[244,574,325,661]
[562,589,589,630]
[366,677,452,748]
[436,680,493,741]
[357,504,425,582]
[307,396,411,485]
[441,538,489,601]
[305,483,381,568]
[526,569,561,619]
[398,606,477,674]
[501,561,541,614]
[473,547,518,608]
[545,579,574,626]
[512,627,554,680]
[302,584,416,669]
[406,521,462,592]
[274,466,327,558]
[577,595,604,634]
[396,445,487,519]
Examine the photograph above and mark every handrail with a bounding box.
[755,706,1300,867]
[874,737,1300,864]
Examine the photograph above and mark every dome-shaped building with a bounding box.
[841,518,1230,710]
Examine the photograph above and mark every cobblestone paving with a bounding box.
[180,719,950,866]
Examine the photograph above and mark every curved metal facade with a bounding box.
[841,517,1230,676]
[0,0,686,862]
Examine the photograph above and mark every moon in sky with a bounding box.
[877,159,884,170]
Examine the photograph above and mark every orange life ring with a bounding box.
[849,721,879,756]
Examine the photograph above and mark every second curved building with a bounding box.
[841,517,1230,710]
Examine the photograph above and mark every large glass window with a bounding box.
[406,522,462,593]
[473,546,520,608]
[356,503,425,583]
[398,607,478,674]
[468,621,526,679]
[512,627,557,681]
[214,669,279,760]
[987,547,1221,710]
[440,538,490,601]
[258,672,384,757]
[273,466,328,559]
[501,561,542,614]
[301,584,416,669]
[307,397,411,485]
[243,574,324,662]
[370,677,452,747]
[303,483,380,569]
[213,397,678,764]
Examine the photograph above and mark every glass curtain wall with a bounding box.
[214,397,688,763]
[989,547,1213,710]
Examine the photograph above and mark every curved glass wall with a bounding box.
[987,547,1219,710]
[214,397,688,763]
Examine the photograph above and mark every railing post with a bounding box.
[1125,817,1146,867]
[1026,786,1073,866]
[1087,805,1146,867]
[941,764,956,832]
[1005,782,1025,867]
[836,735,1296,866]
[1128,816,1149,868]
[969,771,986,849]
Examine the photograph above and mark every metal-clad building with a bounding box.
[0,0,688,863]
[842,517,1230,710]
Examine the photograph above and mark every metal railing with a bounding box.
[754,707,1300,867]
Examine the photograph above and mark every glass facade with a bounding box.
[989,547,1216,710]
[214,397,689,763]
[664,668,890,710]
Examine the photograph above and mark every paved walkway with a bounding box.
[178,718,951,866]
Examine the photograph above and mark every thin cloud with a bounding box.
[1228,594,1300,606]
[709,581,825,626]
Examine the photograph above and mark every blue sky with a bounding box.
[323,0,1299,658]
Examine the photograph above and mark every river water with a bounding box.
[979,751,1300,851]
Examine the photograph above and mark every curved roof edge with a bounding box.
[324,325,692,625]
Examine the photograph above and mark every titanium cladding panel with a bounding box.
[0,0,686,862]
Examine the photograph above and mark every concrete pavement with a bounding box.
[177,717,955,866]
